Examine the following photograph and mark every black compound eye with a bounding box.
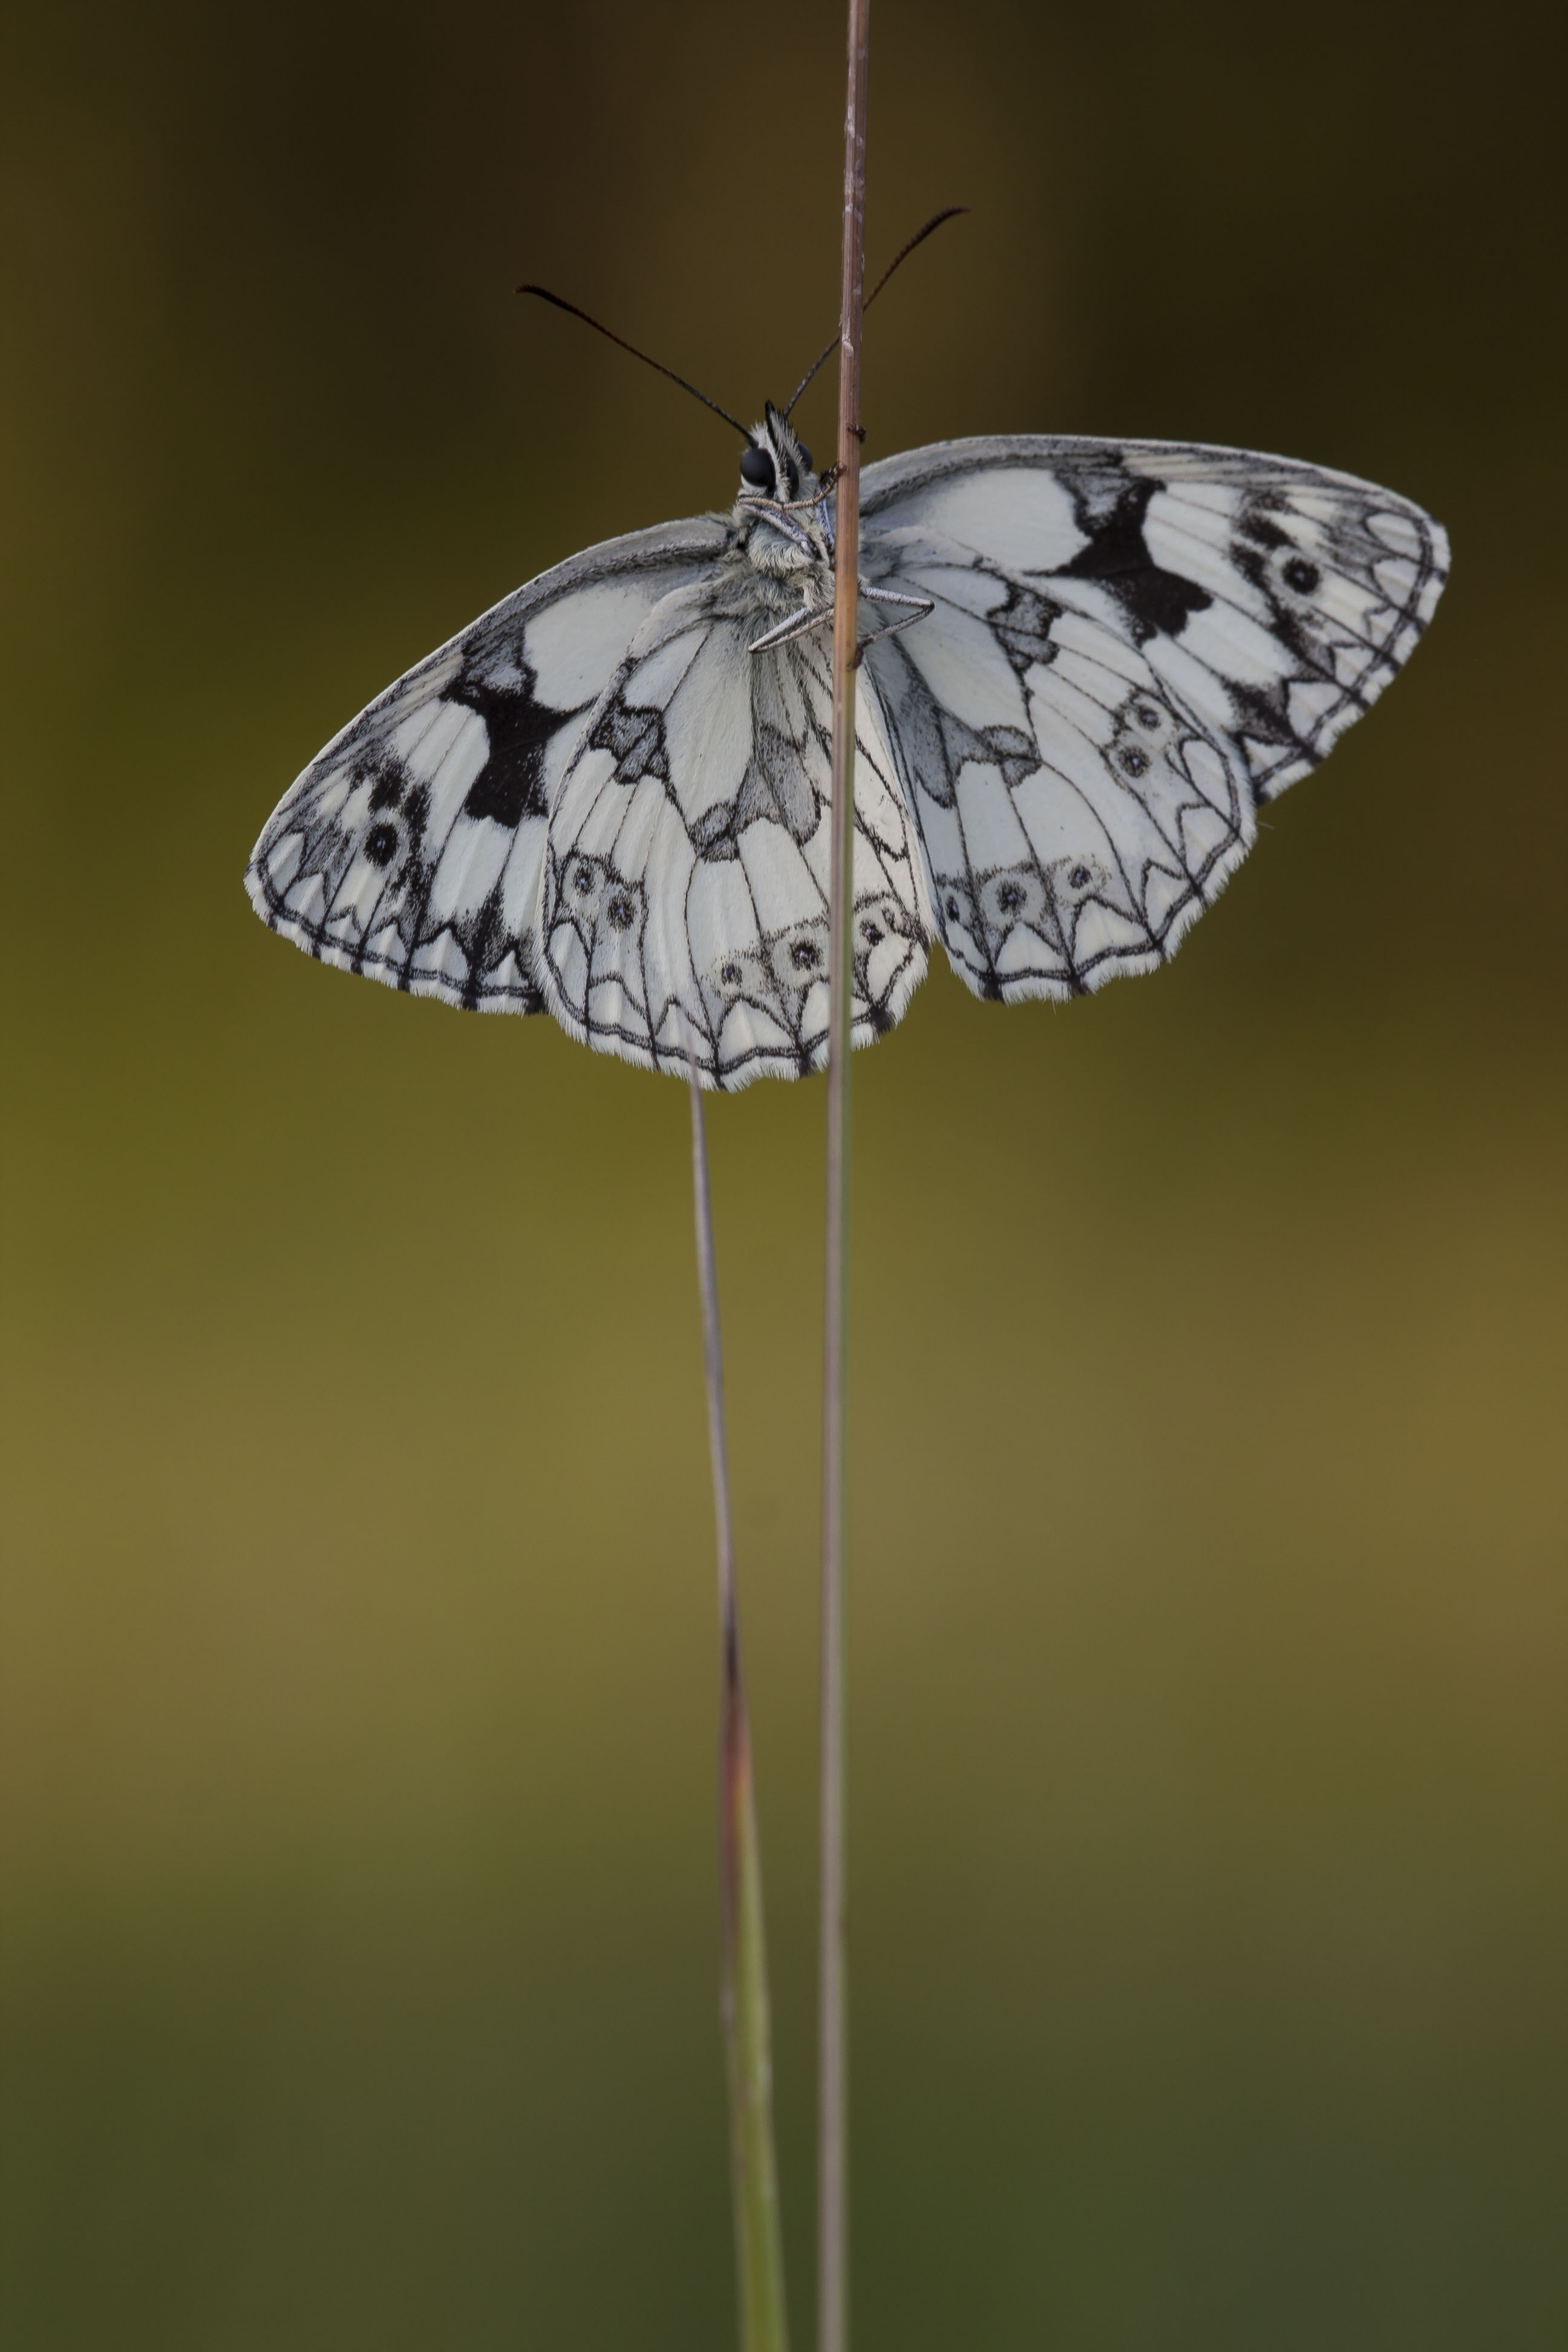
[797,443,812,473]
[739,446,774,489]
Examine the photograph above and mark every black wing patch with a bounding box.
[1055,471,1215,642]
[451,658,583,829]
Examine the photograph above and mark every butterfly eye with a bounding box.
[739,446,774,490]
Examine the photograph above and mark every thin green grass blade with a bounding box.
[722,1622,790,2352]
[688,1068,790,2352]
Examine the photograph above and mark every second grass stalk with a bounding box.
[688,1070,790,2352]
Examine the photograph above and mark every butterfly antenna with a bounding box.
[782,205,969,419]
[517,284,752,440]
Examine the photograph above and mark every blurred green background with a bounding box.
[2,0,1564,2344]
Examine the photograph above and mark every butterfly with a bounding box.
[246,358,1447,1090]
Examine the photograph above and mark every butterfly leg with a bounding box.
[748,603,832,655]
[749,583,932,661]
[854,583,934,659]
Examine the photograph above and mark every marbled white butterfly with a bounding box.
[246,351,1446,1089]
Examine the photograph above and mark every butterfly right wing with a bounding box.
[858,435,1447,1002]
[245,516,728,1012]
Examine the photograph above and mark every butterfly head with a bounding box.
[738,402,818,504]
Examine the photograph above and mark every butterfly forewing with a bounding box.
[245,518,727,1014]
[858,436,1448,1004]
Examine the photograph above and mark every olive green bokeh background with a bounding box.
[2,0,1564,2344]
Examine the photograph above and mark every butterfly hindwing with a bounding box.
[244,518,728,1012]
[858,436,1448,1001]
[537,583,931,1088]
[861,538,1249,997]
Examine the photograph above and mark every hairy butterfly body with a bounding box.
[246,404,1446,1088]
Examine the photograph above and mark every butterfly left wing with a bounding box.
[858,435,1448,1002]
[537,580,931,1089]
[245,516,728,1011]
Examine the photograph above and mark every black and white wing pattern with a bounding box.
[858,436,1448,1002]
[536,580,930,1089]
[245,517,728,1013]
[247,430,1445,1078]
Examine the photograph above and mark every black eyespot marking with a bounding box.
[1070,864,1091,888]
[720,961,742,987]
[364,823,399,867]
[945,894,961,920]
[860,920,883,947]
[572,864,595,897]
[996,880,1025,915]
[1118,745,1151,777]
[1134,703,1161,730]
[789,939,820,972]
[740,446,774,490]
[797,443,812,472]
[1283,557,1321,595]
[605,891,636,931]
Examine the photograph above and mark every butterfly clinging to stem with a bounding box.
[246,213,1448,1089]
